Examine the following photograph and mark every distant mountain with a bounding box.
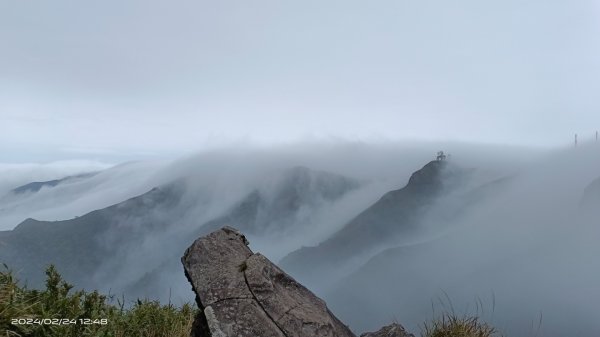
[0,184,183,289]
[326,174,599,334]
[0,166,359,298]
[199,166,360,236]
[10,172,98,195]
[123,166,361,299]
[280,160,470,282]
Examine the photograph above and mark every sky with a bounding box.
[2,0,600,162]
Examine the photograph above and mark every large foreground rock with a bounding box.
[182,226,357,337]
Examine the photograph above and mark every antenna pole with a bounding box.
[575,133,578,147]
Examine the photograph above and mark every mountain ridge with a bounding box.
[280,160,469,283]
[0,166,360,299]
[10,172,98,195]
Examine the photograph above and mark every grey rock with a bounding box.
[182,227,254,305]
[359,323,414,337]
[182,226,357,337]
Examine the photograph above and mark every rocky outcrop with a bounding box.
[359,323,414,337]
[182,226,358,337]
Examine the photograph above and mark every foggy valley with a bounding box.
[3,1,600,336]
[1,142,599,336]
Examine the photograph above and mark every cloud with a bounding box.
[5,140,600,335]
[320,142,600,336]
[0,160,113,196]
[0,160,164,230]
[2,0,600,161]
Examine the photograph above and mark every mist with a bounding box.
[3,0,600,160]
[0,160,167,230]
[0,145,527,290]
[3,140,600,335]
[3,0,600,334]
[317,142,600,336]
[0,160,112,196]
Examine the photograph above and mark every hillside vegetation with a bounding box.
[1,264,502,337]
[0,264,196,337]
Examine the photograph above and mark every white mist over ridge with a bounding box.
[4,140,591,335]
[115,141,534,305]
[0,160,166,230]
[0,160,113,196]
[0,141,540,231]
[320,142,600,336]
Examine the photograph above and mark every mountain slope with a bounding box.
[198,166,360,236]
[123,166,362,299]
[0,166,360,299]
[0,184,183,289]
[10,172,98,195]
[325,175,600,336]
[280,160,469,281]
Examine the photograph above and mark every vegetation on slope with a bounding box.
[0,264,196,337]
[422,314,500,337]
[2,264,502,337]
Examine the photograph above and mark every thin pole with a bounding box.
[575,133,578,147]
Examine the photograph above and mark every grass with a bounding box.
[420,292,502,337]
[0,264,197,337]
[2,264,506,337]
[421,314,499,337]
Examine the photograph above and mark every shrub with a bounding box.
[421,314,499,337]
[0,264,196,337]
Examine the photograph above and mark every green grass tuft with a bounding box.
[3,264,507,337]
[1,264,197,337]
[421,314,500,337]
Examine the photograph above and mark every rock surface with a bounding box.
[182,226,357,337]
[359,323,414,337]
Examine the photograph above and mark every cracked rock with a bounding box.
[182,226,413,337]
[182,226,356,337]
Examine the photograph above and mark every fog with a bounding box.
[1,141,531,229]
[114,141,533,306]
[0,160,167,230]
[317,142,600,336]
[3,0,600,160]
[3,0,600,334]
[3,141,600,335]
[0,160,112,196]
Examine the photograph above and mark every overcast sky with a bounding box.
[2,0,600,162]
